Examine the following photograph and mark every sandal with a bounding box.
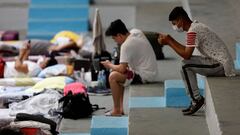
[105,111,122,117]
[105,110,125,115]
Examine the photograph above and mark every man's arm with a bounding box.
[158,34,195,59]
[14,42,30,74]
[48,40,76,52]
[101,60,128,74]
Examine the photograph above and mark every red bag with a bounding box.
[63,82,87,96]
[0,58,5,78]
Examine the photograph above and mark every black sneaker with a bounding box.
[183,96,205,115]
[182,102,192,112]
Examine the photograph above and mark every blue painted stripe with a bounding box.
[31,0,89,5]
[236,43,240,61]
[30,5,88,8]
[91,128,127,135]
[29,8,88,19]
[60,133,90,135]
[29,18,87,22]
[28,0,89,40]
[28,21,88,32]
[129,97,166,108]
[27,34,52,40]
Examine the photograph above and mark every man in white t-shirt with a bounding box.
[101,19,158,116]
[158,7,236,115]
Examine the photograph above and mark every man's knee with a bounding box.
[181,59,189,67]
[109,71,119,82]
[109,71,125,83]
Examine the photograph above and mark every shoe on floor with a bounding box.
[182,102,192,112]
[183,96,205,115]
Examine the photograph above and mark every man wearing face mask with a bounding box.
[158,6,236,115]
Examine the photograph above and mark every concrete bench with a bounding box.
[164,76,205,107]
[128,83,209,135]
[128,83,165,108]
[90,116,128,135]
[205,76,240,135]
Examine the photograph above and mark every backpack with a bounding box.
[58,91,104,119]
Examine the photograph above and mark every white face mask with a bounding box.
[172,25,184,32]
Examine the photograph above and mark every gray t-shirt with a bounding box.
[187,20,236,76]
[120,29,158,82]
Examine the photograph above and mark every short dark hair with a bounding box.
[169,6,190,21]
[105,19,129,36]
[45,52,58,68]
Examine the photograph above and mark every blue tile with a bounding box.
[28,0,89,39]
[129,97,166,108]
[164,77,205,107]
[235,60,240,70]
[31,0,89,5]
[236,43,240,61]
[29,7,88,19]
[91,116,128,135]
[235,43,240,70]
[60,133,90,135]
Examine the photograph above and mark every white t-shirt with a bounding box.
[120,29,158,82]
[187,20,235,76]
[4,61,42,78]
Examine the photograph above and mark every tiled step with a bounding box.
[90,116,128,135]
[164,77,205,107]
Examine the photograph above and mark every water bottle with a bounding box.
[101,70,106,89]
[97,70,106,89]
[112,47,119,64]
[97,70,103,88]
[80,68,85,81]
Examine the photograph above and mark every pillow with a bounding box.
[38,64,67,78]
[25,76,74,93]
[0,77,43,86]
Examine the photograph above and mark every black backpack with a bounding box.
[58,91,104,119]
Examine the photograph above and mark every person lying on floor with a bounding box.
[0,41,57,78]
[0,31,94,58]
